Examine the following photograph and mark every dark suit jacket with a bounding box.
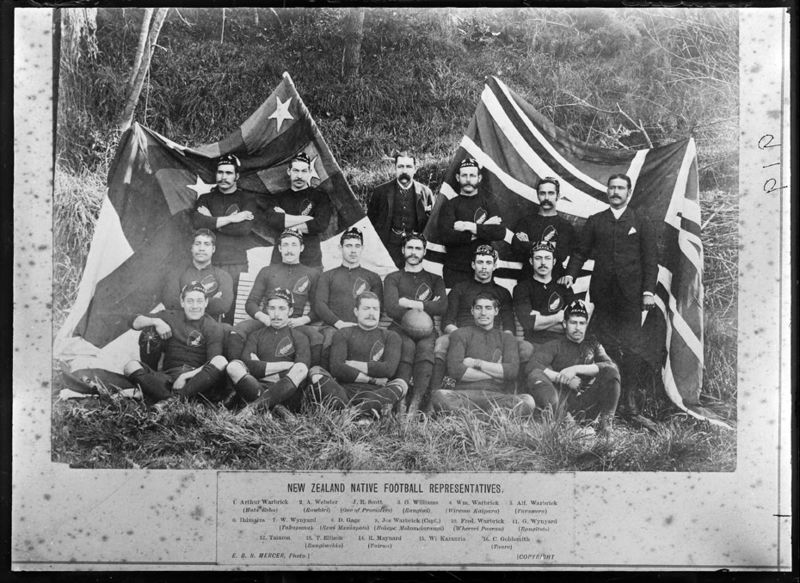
[367,179,433,244]
[566,207,659,306]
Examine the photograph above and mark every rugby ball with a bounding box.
[401,309,434,340]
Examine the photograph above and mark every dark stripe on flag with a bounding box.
[75,211,196,347]
[487,79,611,200]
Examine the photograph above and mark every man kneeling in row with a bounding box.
[523,300,620,434]
[431,293,535,416]
[225,287,309,411]
[124,282,227,405]
[308,292,408,419]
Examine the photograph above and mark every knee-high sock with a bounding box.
[182,363,224,398]
[409,360,433,407]
[129,369,172,402]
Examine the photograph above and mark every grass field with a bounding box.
[51,388,735,472]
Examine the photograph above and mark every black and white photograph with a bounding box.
[50,7,740,472]
[11,5,791,571]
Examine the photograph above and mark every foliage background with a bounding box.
[53,8,739,469]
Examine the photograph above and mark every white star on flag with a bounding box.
[268,96,294,132]
[187,175,214,197]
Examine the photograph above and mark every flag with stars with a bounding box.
[56,72,393,359]
[424,76,718,426]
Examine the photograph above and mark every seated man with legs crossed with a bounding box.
[229,228,322,364]
[225,288,309,412]
[308,292,408,420]
[430,293,535,416]
[523,300,620,435]
[123,282,228,408]
[430,245,519,396]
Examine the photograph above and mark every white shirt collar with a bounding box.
[610,205,629,219]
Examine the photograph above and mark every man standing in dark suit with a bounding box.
[367,151,434,268]
[564,174,658,419]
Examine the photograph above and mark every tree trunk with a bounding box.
[60,8,98,65]
[117,7,169,132]
[341,8,365,81]
[125,8,154,95]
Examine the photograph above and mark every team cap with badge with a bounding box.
[340,226,364,244]
[279,227,304,243]
[266,287,295,307]
[564,299,589,320]
[401,231,426,247]
[473,244,498,261]
[181,281,208,298]
[530,240,556,256]
[291,152,311,166]
[459,157,480,170]
[217,154,241,171]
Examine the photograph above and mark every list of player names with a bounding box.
[218,472,573,566]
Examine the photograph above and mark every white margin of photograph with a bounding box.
[11,6,792,571]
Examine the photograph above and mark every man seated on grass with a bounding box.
[429,245,520,395]
[523,300,620,435]
[225,287,309,412]
[123,282,227,408]
[513,240,576,359]
[430,293,535,416]
[161,228,234,321]
[383,232,447,415]
[229,228,322,364]
[314,227,384,367]
[308,291,408,420]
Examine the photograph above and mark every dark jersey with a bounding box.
[329,326,402,383]
[191,188,259,265]
[143,310,223,371]
[242,325,311,368]
[383,269,447,323]
[263,187,332,267]
[315,265,384,326]
[161,263,234,318]
[245,262,320,320]
[525,335,616,378]
[447,326,519,391]
[512,277,574,344]
[511,213,575,278]
[443,279,514,332]
[437,191,506,274]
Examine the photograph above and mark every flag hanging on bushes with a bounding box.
[423,76,715,425]
[55,72,394,365]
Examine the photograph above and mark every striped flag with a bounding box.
[423,77,715,425]
[55,72,394,369]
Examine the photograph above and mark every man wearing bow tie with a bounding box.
[367,151,434,268]
[563,174,659,419]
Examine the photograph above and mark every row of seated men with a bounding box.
[123,226,619,434]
